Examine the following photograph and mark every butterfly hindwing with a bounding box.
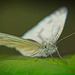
[0,33,41,56]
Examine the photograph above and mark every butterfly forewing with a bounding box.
[22,7,68,44]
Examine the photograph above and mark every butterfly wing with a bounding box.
[22,7,68,44]
[0,33,42,56]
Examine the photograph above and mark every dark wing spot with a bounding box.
[26,39,39,44]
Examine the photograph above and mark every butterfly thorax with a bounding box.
[41,40,58,57]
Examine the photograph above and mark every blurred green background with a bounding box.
[0,0,75,57]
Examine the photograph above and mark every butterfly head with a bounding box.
[42,40,57,54]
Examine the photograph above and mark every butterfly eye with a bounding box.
[44,45,47,48]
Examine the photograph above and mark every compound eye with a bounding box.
[44,45,46,48]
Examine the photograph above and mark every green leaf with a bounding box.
[0,54,75,75]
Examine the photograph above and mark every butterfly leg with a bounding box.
[50,54,54,61]
[56,48,64,60]
[34,57,40,62]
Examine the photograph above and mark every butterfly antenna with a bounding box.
[57,32,75,43]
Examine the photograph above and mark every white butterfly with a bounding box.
[0,7,68,58]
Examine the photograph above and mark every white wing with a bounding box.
[22,7,68,44]
[0,33,42,57]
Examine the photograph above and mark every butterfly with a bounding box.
[0,7,68,58]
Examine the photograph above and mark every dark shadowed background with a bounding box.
[0,0,75,57]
